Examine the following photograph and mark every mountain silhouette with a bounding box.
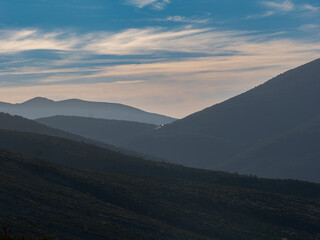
[120,58,320,182]
[1,59,319,183]
[0,112,168,162]
[44,58,319,182]
[36,115,156,146]
[0,98,176,125]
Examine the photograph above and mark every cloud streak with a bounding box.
[1,27,319,58]
[0,29,77,53]
[125,0,170,10]
[301,4,319,12]
[248,0,319,19]
[262,0,294,12]
[298,24,320,31]
[152,0,170,10]
[157,16,209,24]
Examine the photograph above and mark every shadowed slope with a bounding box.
[36,115,156,146]
[0,112,167,163]
[114,58,320,182]
[221,115,320,182]
[1,148,320,240]
[0,129,320,199]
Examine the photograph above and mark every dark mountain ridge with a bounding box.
[36,115,156,146]
[164,58,320,142]
[66,58,320,182]
[0,112,167,163]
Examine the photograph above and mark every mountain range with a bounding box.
[37,58,320,182]
[1,59,320,239]
[0,97,176,125]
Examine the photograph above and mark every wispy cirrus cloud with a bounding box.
[246,10,275,19]
[246,0,294,19]
[125,0,170,10]
[125,0,156,8]
[298,24,320,31]
[301,4,319,12]
[262,0,294,12]
[157,16,209,24]
[247,0,319,19]
[0,29,76,53]
[152,0,170,10]
[82,27,216,55]
[1,27,320,71]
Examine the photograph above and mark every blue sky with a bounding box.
[0,0,319,117]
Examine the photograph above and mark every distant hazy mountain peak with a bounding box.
[58,98,88,103]
[21,97,55,105]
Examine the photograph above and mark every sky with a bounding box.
[0,0,319,118]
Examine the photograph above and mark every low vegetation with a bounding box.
[1,148,320,240]
[0,227,52,240]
